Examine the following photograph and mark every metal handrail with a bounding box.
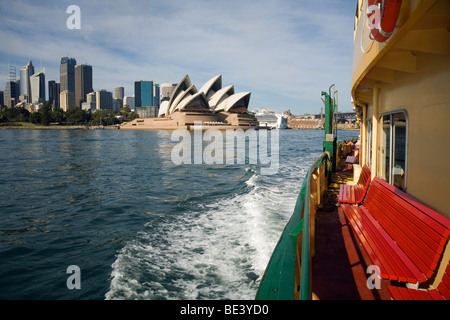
[255,152,330,300]
[299,152,329,299]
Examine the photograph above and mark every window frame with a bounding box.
[378,109,408,190]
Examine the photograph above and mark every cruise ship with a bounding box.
[253,108,288,129]
[256,0,450,300]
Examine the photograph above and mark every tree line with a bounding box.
[0,103,139,126]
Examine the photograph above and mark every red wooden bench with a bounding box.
[339,177,450,285]
[388,257,450,300]
[338,164,371,205]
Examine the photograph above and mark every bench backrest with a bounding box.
[355,164,371,203]
[363,177,450,279]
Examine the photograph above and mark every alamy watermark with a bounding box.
[170,122,279,175]
[366,265,381,290]
[66,265,81,290]
[66,5,81,30]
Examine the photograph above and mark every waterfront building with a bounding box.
[20,60,34,103]
[3,65,19,108]
[160,83,177,102]
[48,81,60,108]
[114,87,124,100]
[158,83,177,117]
[60,90,75,111]
[122,74,258,129]
[82,91,96,111]
[135,106,158,118]
[86,92,96,104]
[0,91,3,109]
[96,89,113,110]
[123,96,135,111]
[60,57,77,93]
[81,101,96,111]
[75,64,93,108]
[134,80,153,108]
[30,68,46,103]
[114,87,124,110]
[4,81,19,108]
[153,84,160,108]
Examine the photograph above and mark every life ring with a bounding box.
[367,0,402,42]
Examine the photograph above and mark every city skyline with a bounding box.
[0,1,356,115]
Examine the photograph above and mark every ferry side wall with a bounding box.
[365,52,450,217]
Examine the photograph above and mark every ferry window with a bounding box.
[379,111,407,190]
[366,120,372,166]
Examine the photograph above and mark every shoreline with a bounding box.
[0,124,117,130]
[0,125,359,131]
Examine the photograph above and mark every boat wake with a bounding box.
[105,131,327,300]
[105,164,306,300]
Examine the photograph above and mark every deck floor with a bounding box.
[311,164,391,300]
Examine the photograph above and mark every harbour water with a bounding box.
[0,128,356,300]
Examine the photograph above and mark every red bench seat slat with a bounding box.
[388,258,450,300]
[338,164,371,205]
[340,176,450,286]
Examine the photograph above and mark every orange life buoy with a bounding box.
[367,0,402,42]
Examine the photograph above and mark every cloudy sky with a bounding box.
[0,0,357,115]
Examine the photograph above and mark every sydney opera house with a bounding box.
[120,75,258,130]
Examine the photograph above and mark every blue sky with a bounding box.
[0,0,357,115]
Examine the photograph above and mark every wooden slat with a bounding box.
[341,204,389,279]
[428,289,445,300]
[387,285,403,300]
[371,181,445,249]
[364,188,438,275]
[338,164,371,205]
[366,179,449,278]
[360,206,424,283]
[374,178,450,238]
[437,273,450,300]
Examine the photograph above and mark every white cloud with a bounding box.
[0,0,356,114]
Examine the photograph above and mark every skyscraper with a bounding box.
[60,57,77,93]
[20,60,34,103]
[153,84,160,108]
[114,86,124,110]
[96,89,113,110]
[30,68,46,103]
[75,64,93,108]
[4,65,19,108]
[114,87,124,100]
[48,80,60,108]
[134,80,153,108]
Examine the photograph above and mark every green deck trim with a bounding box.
[255,153,329,300]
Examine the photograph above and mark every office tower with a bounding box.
[82,92,96,111]
[134,80,153,108]
[115,87,124,100]
[60,57,77,93]
[48,80,60,108]
[160,83,176,102]
[75,64,93,108]
[4,65,19,108]
[60,90,75,112]
[30,68,46,103]
[20,60,34,103]
[153,83,160,108]
[86,92,96,104]
[96,89,113,110]
[114,87,124,110]
[0,91,3,108]
[123,96,135,111]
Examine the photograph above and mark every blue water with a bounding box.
[0,128,356,300]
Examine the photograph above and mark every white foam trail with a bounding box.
[106,155,316,300]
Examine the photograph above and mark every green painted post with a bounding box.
[322,85,337,174]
